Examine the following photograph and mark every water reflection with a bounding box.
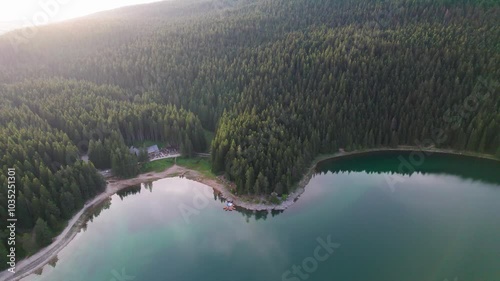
[21,164,500,281]
[117,184,142,200]
[144,181,153,192]
[80,197,111,233]
[82,152,499,230]
[81,183,258,224]
[83,183,287,233]
[235,208,284,222]
[32,151,498,277]
[316,151,500,185]
[47,256,58,268]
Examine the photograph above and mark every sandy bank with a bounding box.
[2,147,496,280]
[0,165,193,281]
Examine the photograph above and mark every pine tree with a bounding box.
[245,167,255,194]
[34,218,52,247]
[138,147,149,163]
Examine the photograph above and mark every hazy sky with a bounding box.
[0,0,165,27]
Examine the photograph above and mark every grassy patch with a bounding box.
[139,156,214,178]
[176,157,214,178]
[281,194,288,202]
[269,196,280,204]
[140,158,174,173]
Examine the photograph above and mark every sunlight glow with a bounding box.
[0,0,164,27]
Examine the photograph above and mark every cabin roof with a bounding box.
[129,145,159,155]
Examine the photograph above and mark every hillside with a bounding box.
[0,0,499,268]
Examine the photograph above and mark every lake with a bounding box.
[21,151,500,281]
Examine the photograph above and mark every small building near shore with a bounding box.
[130,145,160,156]
[147,145,159,154]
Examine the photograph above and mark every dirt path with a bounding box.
[0,162,293,280]
[0,191,110,281]
[2,147,496,280]
[0,165,194,281]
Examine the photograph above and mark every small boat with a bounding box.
[223,201,236,211]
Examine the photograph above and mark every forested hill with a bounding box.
[1,0,499,189]
[0,79,207,266]
[0,0,499,259]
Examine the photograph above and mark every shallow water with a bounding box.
[21,151,500,281]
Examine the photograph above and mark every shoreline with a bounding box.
[2,147,497,280]
[223,146,498,212]
[0,165,206,281]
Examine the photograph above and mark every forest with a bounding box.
[0,0,499,269]
[0,79,207,265]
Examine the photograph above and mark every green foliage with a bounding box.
[176,157,214,178]
[88,139,112,169]
[0,0,498,264]
[282,194,289,202]
[20,233,37,256]
[111,147,139,178]
[0,98,109,264]
[138,147,150,163]
[139,157,213,177]
[133,140,165,149]
[34,219,52,248]
[140,159,175,173]
[203,130,215,153]
[269,196,281,205]
[0,242,7,269]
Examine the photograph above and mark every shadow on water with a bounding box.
[116,184,142,200]
[315,150,500,185]
[212,188,285,220]
[85,181,281,225]
[80,197,112,233]
[77,151,500,229]
[212,151,500,221]
[80,183,148,232]
[234,208,284,222]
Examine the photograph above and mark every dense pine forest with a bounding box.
[0,0,499,268]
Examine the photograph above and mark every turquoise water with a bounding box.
[21,152,500,281]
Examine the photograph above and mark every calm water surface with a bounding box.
[22,152,500,281]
